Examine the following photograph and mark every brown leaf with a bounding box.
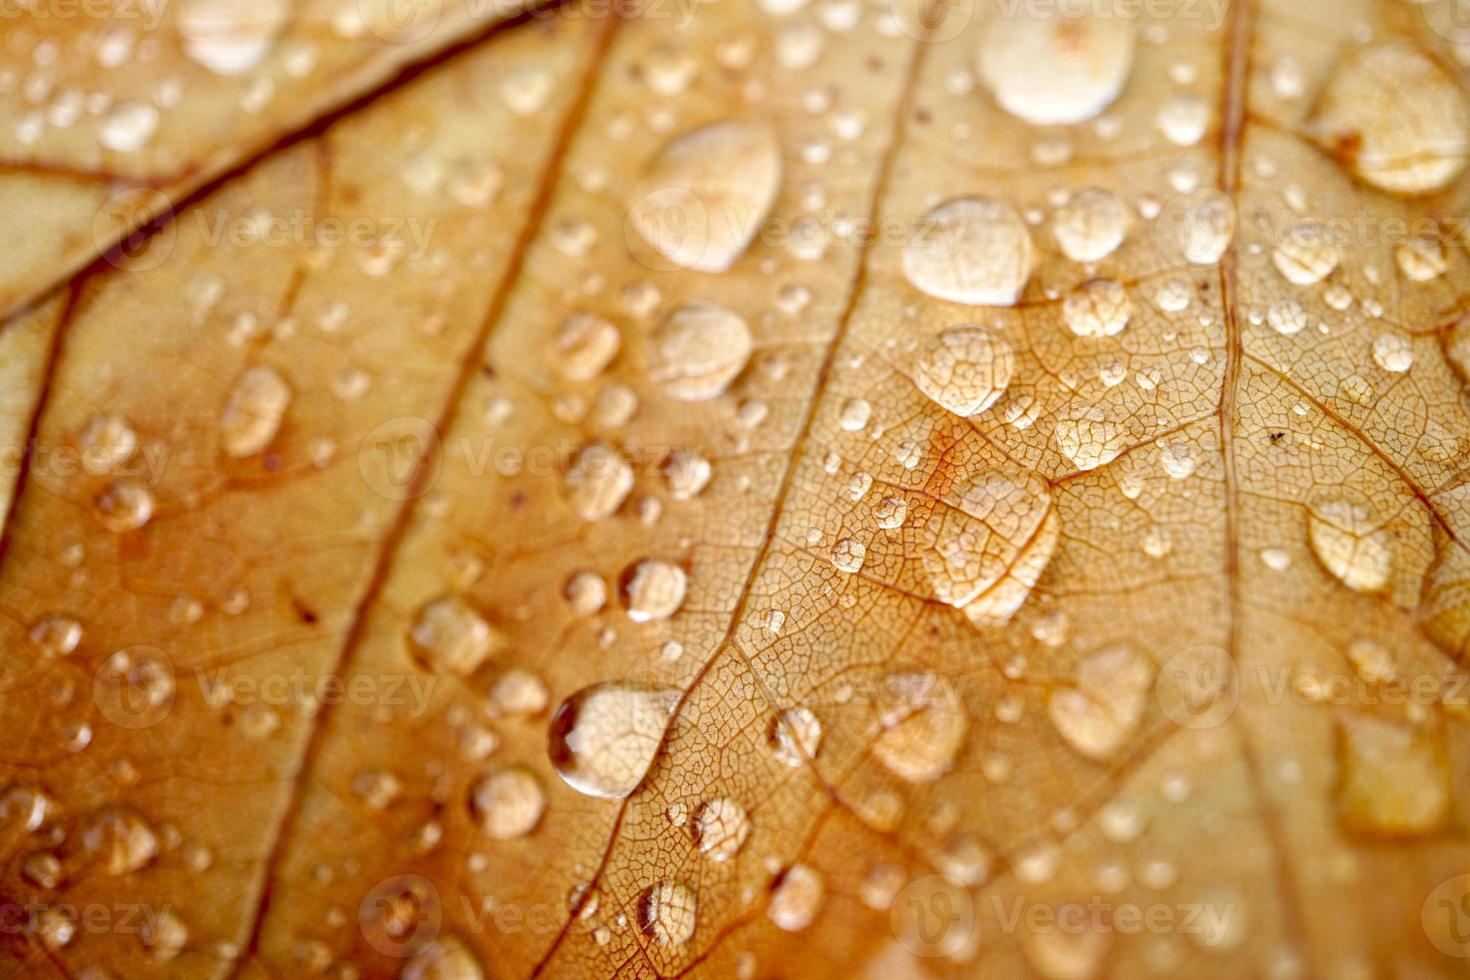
[4,0,1470,978]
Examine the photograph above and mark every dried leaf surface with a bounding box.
[4,1,1470,978]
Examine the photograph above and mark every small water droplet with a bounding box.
[1047,646,1153,760]
[179,0,288,75]
[621,559,688,622]
[1052,187,1130,263]
[409,596,503,676]
[1307,499,1393,593]
[691,797,751,861]
[1063,278,1132,337]
[768,707,822,766]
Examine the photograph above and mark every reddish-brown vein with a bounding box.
[225,16,622,974]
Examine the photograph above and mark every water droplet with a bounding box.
[94,481,154,532]
[30,616,81,658]
[1169,190,1236,265]
[470,768,545,839]
[1307,499,1393,593]
[79,413,137,474]
[768,864,824,931]
[830,538,867,574]
[1396,235,1448,282]
[838,398,872,432]
[1273,222,1340,285]
[1336,715,1448,836]
[871,673,967,782]
[1157,93,1209,146]
[220,365,291,457]
[1313,40,1470,195]
[548,682,679,798]
[914,326,1014,417]
[691,797,751,861]
[1052,187,1130,263]
[140,909,188,961]
[648,302,752,401]
[566,444,633,522]
[662,449,712,500]
[179,0,288,75]
[621,559,687,622]
[1370,332,1414,373]
[401,935,484,980]
[99,102,158,152]
[564,571,607,616]
[501,66,554,115]
[977,9,1136,125]
[1055,406,1126,472]
[82,807,157,875]
[553,314,621,381]
[769,707,822,767]
[1266,299,1307,336]
[905,198,1033,306]
[1024,926,1110,980]
[875,495,909,530]
[638,880,697,947]
[630,121,782,273]
[1063,278,1132,337]
[1047,646,1153,760]
[409,596,503,676]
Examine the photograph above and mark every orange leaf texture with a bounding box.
[4,0,1470,978]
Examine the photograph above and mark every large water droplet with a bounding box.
[547,682,679,799]
[768,864,824,931]
[220,365,291,458]
[621,559,688,622]
[691,797,751,861]
[977,9,1136,125]
[566,443,633,522]
[925,469,1059,625]
[768,707,822,767]
[870,673,967,783]
[401,935,484,980]
[1047,646,1153,761]
[1336,715,1448,836]
[1313,40,1470,195]
[648,302,752,401]
[470,768,545,839]
[178,0,289,75]
[1063,278,1132,337]
[638,880,698,947]
[629,121,782,273]
[904,198,1033,306]
[1052,187,1130,263]
[409,595,504,676]
[1307,499,1393,593]
[914,326,1014,417]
